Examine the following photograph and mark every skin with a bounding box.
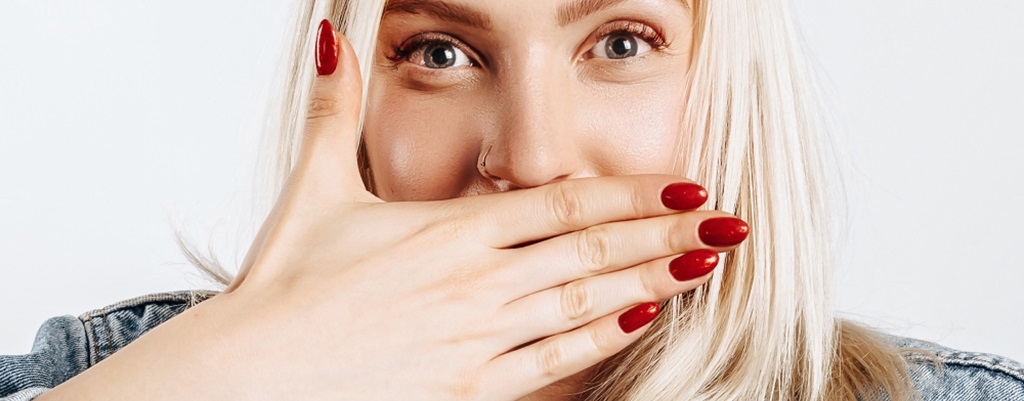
[362,0,693,399]
[37,1,737,400]
[365,0,694,201]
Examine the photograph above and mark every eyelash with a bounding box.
[386,20,669,67]
[592,20,669,52]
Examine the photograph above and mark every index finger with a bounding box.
[462,175,708,248]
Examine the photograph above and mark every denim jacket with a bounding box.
[2,291,1023,400]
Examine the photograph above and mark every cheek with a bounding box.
[363,87,483,201]
[578,79,688,176]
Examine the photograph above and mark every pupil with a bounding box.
[606,34,637,59]
[425,43,456,68]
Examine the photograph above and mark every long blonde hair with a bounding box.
[177,0,919,399]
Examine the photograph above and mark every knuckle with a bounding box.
[558,281,593,321]
[547,183,585,228]
[307,95,342,120]
[588,325,616,355]
[536,342,568,378]
[629,181,648,217]
[664,217,690,252]
[575,227,611,273]
[637,267,662,299]
[436,264,490,304]
[425,214,472,241]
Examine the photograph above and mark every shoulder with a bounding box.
[1,290,215,398]
[884,334,1024,401]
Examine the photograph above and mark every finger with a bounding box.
[226,20,371,292]
[495,210,746,295]
[494,250,717,347]
[482,302,661,400]
[291,19,375,203]
[458,175,709,248]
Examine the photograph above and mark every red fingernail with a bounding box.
[660,182,708,210]
[316,19,339,76]
[698,217,750,247]
[669,249,720,282]
[618,302,660,334]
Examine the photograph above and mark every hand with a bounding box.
[214,22,749,400]
[39,21,749,401]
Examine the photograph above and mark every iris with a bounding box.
[425,43,457,68]
[605,33,638,59]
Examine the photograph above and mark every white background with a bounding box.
[1,0,1021,361]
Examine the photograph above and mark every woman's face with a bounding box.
[364,0,694,201]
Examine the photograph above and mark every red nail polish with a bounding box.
[660,182,708,210]
[698,217,749,247]
[669,249,719,282]
[618,302,660,334]
[316,19,339,76]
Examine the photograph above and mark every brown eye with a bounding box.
[590,32,653,59]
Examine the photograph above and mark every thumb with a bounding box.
[292,18,373,203]
[225,20,371,293]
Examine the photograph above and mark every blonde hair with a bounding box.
[176,0,920,399]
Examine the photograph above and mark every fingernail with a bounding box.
[698,217,750,247]
[316,19,339,76]
[618,302,660,334]
[669,249,720,282]
[660,182,708,210]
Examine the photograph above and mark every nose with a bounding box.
[481,55,585,189]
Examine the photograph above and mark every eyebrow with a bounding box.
[557,0,627,26]
[382,0,687,30]
[383,0,492,30]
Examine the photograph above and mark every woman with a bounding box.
[3,0,1022,400]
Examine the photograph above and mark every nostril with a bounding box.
[478,130,581,189]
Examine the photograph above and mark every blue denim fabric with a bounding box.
[0,291,216,401]
[2,291,1022,400]
[895,335,1024,400]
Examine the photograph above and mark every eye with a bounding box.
[420,41,472,68]
[399,37,475,69]
[590,32,653,60]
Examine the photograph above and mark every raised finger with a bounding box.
[290,19,376,204]
[227,20,374,291]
